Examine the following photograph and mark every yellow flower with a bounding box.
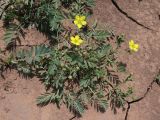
[74,15,87,29]
[70,35,83,46]
[129,40,139,52]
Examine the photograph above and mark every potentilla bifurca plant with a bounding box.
[0,0,134,116]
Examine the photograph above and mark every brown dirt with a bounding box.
[0,0,160,120]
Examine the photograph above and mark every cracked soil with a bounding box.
[0,0,160,120]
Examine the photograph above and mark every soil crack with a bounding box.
[124,79,158,120]
[111,0,154,31]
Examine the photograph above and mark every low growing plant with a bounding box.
[0,0,133,116]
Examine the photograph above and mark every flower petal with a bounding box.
[129,46,134,50]
[80,16,86,21]
[133,48,138,52]
[134,44,139,49]
[70,36,75,41]
[74,20,78,25]
[75,35,80,40]
[75,43,80,46]
[79,39,83,44]
[77,24,82,29]
[129,40,134,46]
[75,15,80,20]
[71,38,77,45]
[74,40,80,46]
[70,39,74,44]
[82,21,87,25]
[133,44,139,52]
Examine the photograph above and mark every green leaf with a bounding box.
[34,45,51,62]
[156,74,160,85]
[67,52,84,66]
[125,87,133,97]
[87,61,96,68]
[96,45,112,58]
[124,74,133,82]
[3,30,15,45]
[16,49,27,59]
[48,63,57,75]
[65,95,84,115]
[73,100,84,115]
[3,24,24,47]
[49,10,64,30]
[117,62,126,72]
[80,78,90,88]
[116,35,125,47]
[93,30,111,41]
[37,93,56,106]
[24,0,34,6]
[95,69,105,78]
[97,99,108,111]
[53,0,61,9]
[85,0,95,7]
[79,92,89,105]
[17,65,31,74]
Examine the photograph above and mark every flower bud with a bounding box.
[76,67,80,70]
[68,75,73,79]
[61,63,65,67]
[62,68,67,71]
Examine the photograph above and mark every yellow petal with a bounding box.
[77,24,82,29]
[75,40,83,46]
[75,42,80,46]
[70,36,75,41]
[71,40,76,45]
[73,40,80,46]
[75,15,80,20]
[129,40,134,46]
[71,38,77,44]
[82,21,87,25]
[75,35,80,40]
[134,44,139,49]
[133,44,139,52]
[74,20,78,25]
[129,46,134,50]
[80,16,86,21]
[133,47,138,52]
[79,39,83,44]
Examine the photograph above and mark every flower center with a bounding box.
[77,19,82,24]
[75,39,80,43]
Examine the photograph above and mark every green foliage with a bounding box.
[110,87,133,112]
[93,30,112,41]
[37,93,57,106]
[3,24,24,47]
[116,35,125,47]
[123,74,133,83]
[156,73,160,86]
[65,94,85,115]
[12,24,132,115]
[2,0,95,46]
[117,62,126,72]
[1,0,133,116]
